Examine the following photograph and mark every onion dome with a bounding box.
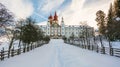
[48,14,53,19]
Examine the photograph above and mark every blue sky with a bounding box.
[31,0,72,22]
[0,0,113,28]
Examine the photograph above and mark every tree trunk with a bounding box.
[99,35,105,54]
[8,37,14,58]
[108,35,113,55]
[18,39,21,48]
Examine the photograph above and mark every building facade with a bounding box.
[39,12,94,38]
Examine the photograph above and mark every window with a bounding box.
[76,32,78,34]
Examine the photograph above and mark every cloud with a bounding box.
[83,0,112,8]
[39,0,64,13]
[36,21,47,25]
[58,0,113,29]
[0,0,34,19]
[33,12,48,20]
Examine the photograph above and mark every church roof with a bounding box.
[48,14,53,19]
[53,11,58,21]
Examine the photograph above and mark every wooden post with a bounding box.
[101,47,105,54]
[88,45,90,50]
[27,46,29,52]
[30,45,32,50]
[23,47,26,53]
[1,48,4,61]
[11,47,14,57]
[110,48,114,56]
[33,45,35,49]
[91,45,94,51]
[0,50,1,60]
[85,45,86,49]
[96,45,99,53]
[17,47,21,55]
[103,47,105,54]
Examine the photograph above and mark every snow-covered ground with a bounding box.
[0,36,10,50]
[0,36,20,51]
[0,39,120,67]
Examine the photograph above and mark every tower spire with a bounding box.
[62,17,64,22]
[54,11,58,21]
[48,14,52,19]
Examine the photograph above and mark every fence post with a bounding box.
[101,47,105,54]
[81,44,83,48]
[35,44,37,48]
[23,47,26,53]
[17,46,21,55]
[27,46,29,52]
[103,47,105,54]
[0,50,1,61]
[11,47,14,57]
[33,44,34,49]
[110,48,114,56]
[96,45,99,53]
[88,45,90,50]
[30,45,32,50]
[1,48,4,61]
[91,45,93,51]
[85,45,86,49]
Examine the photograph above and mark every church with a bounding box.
[39,12,94,39]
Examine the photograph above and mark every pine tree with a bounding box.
[106,0,120,40]
[106,3,115,40]
[113,0,120,40]
[95,10,106,35]
[113,0,120,17]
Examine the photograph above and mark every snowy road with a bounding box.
[0,39,120,67]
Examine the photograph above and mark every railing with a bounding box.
[65,40,120,58]
[113,48,120,57]
[0,42,47,61]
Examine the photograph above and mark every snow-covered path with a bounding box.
[0,39,120,67]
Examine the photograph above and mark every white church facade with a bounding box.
[39,12,94,38]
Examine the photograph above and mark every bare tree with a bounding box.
[0,3,15,58]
